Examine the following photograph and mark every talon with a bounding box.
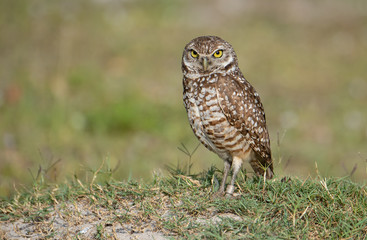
[212,189,225,199]
[225,185,235,196]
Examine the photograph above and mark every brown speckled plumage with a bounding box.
[182,36,273,196]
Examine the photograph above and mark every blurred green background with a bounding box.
[1,0,367,197]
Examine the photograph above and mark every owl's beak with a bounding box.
[202,57,209,71]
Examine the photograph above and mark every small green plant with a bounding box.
[1,167,366,239]
[177,142,200,175]
[95,223,106,240]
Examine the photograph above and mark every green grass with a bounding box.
[1,1,366,238]
[1,0,367,197]
[1,167,366,239]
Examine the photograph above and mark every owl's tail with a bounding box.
[265,164,274,179]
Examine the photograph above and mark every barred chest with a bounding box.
[183,74,248,159]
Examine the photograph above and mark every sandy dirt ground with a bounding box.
[0,199,241,239]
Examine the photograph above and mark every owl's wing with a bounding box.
[216,74,273,171]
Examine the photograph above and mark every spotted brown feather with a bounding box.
[216,73,273,172]
[182,36,274,196]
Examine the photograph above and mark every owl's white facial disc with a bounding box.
[182,36,238,79]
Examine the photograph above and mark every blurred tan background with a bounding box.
[1,0,367,197]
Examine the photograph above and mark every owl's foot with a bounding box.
[212,189,225,199]
[225,185,235,197]
[212,185,240,199]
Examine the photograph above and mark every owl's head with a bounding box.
[182,36,238,78]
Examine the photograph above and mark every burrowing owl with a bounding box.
[182,36,274,196]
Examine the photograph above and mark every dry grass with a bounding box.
[1,166,367,239]
[1,0,367,197]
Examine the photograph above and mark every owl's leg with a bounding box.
[218,160,231,194]
[225,156,243,196]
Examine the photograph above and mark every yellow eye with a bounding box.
[213,50,223,58]
[190,50,198,58]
